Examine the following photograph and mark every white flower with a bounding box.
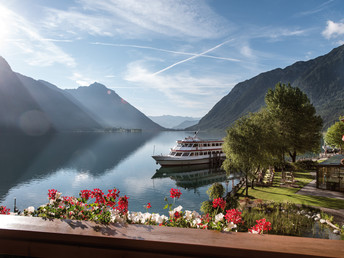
[192,218,202,227]
[184,210,193,221]
[56,192,62,199]
[320,219,326,224]
[223,222,237,232]
[156,214,168,224]
[27,206,35,213]
[141,212,151,223]
[192,211,200,218]
[173,205,183,213]
[215,213,224,223]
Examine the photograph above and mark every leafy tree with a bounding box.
[324,117,344,153]
[222,110,278,196]
[265,83,323,162]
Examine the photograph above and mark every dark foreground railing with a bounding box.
[0,215,343,257]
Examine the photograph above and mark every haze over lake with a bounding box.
[0,131,239,214]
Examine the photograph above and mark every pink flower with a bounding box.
[170,188,182,199]
[212,197,226,210]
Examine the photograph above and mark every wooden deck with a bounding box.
[0,215,343,257]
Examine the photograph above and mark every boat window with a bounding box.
[182,153,189,156]
[190,152,194,156]
[194,144,198,147]
[176,152,182,156]
[170,152,176,156]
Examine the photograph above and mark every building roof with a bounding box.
[319,154,344,166]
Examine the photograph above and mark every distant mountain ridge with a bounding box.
[0,57,164,133]
[66,83,163,131]
[189,44,344,131]
[149,115,200,129]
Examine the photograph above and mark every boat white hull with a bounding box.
[152,154,225,167]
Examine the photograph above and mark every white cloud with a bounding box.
[322,20,344,39]
[240,45,254,59]
[124,61,236,111]
[296,0,334,16]
[44,0,229,40]
[70,72,94,86]
[0,4,75,67]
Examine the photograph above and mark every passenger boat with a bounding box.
[152,133,225,166]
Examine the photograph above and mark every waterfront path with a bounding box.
[296,172,344,223]
[296,172,344,200]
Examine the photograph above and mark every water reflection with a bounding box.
[0,131,232,214]
[0,132,155,203]
[152,164,240,193]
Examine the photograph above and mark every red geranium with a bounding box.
[117,195,129,214]
[147,202,151,209]
[80,190,92,201]
[170,188,182,199]
[0,206,10,215]
[48,189,58,200]
[212,197,226,210]
[174,211,181,219]
[249,218,272,234]
[224,209,242,224]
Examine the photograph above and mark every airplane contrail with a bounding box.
[92,41,239,63]
[152,39,234,76]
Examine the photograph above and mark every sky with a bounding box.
[0,0,343,117]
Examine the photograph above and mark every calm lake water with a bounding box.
[0,131,239,215]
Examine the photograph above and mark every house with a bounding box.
[316,154,344,192]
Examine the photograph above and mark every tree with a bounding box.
[324,117,344,153]
[265,83,323,162]
[222,110,279,196]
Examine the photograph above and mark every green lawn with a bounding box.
[237,171,344,209]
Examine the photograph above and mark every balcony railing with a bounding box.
[0,215,343,257]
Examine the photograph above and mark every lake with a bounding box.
[0,131,239,215]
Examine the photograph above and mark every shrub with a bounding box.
[295,160,318,171]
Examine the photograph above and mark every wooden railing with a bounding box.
[0,215,343,257]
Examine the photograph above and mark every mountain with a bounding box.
[173,120,199,130]
[0,56,163,133]
[189,44,344,131]
[16,75,102,132]
[0,57,54,135]
[66,83,164,131]
[149,115,200,129]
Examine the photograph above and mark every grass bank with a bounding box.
[237,171,344,210]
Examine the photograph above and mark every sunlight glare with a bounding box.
[0,4,12,50]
